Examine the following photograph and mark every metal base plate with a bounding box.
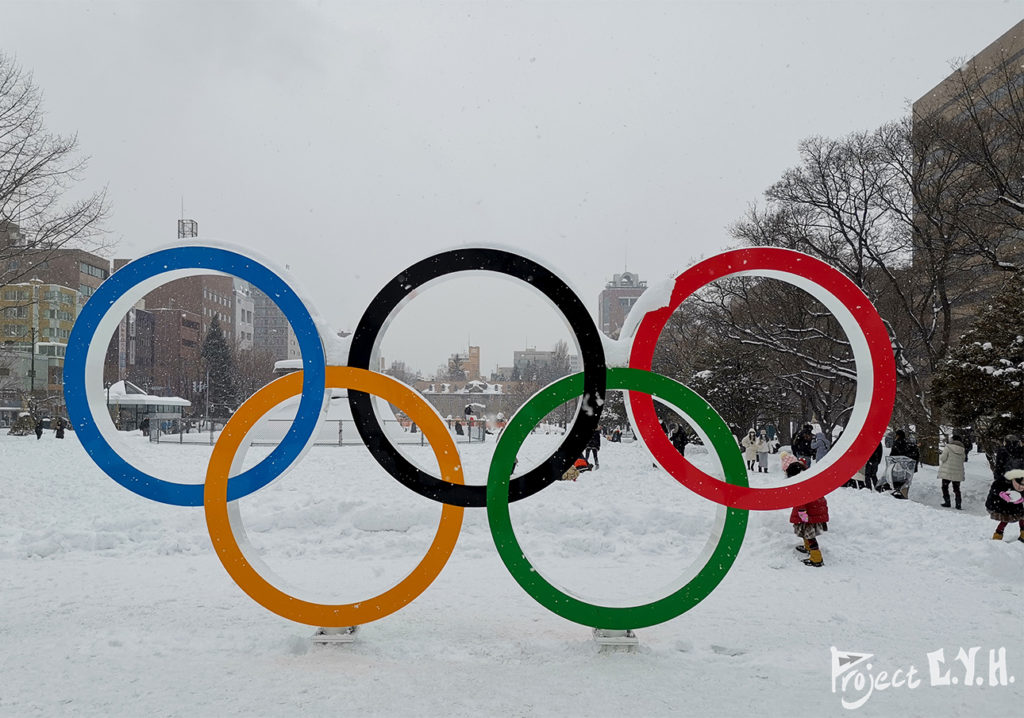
[593,628,639,648]
[311,626,359,644]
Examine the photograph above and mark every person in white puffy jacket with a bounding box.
[741,429,758,471]
[937,434,967,509]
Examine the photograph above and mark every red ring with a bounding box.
[626,248,896,510]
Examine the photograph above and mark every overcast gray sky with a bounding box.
[1,1,1021,378]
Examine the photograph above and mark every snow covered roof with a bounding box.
[106,380,190,407]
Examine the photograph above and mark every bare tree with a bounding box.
[652,278,854,441]
[0,52,110,288]
[232,343,277,403]
[729,112,1021,463]
[926,55,1024,227]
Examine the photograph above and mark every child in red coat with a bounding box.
[788,462,829,567]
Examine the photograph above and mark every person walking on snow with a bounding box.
[787,462,829,567]
[937,434,967,509]
[741,429,759,471]
[34,418,43,440]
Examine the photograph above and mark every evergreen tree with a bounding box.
[933,275,1024,451]
[201,316,237,417]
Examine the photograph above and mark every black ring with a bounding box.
[348,248,606,507]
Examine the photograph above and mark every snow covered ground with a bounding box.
[1,427,1022,717]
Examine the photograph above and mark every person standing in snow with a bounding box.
[584,429,601,470]
[812,429,831,463]
[885,429,919,498]
[787,462,829,567]
[34,418,43,440]
[986,435,1024,541]
[754,430,770,473]
[741,429,759,471]
[54,418,65,439]
[991,434,1024,487]
[889,429,919,466]
[671,423,689,458]
[791,424,814,466]
[986,469,1024,542]
[937,434,967,509]
[863,442,883,491]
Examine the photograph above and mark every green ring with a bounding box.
[486,367,749,629]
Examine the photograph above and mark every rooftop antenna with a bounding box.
[181,196,185,220]
[624,247,628,273]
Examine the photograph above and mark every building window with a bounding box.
[79,262,108,278]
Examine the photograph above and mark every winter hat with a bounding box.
[1005,434,1021,444]
[1006,469,1024,482]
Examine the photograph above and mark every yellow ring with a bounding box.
[204,366,464,627]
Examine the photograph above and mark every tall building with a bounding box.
[598,271,647,338]
[0,279,78,402]
[140,221,250,347]
[144,274,237,345]
[252,288,298,362]
[233,282,255,352]
[103,306,155,389]
[148,308,202,399]
[913,20,1023,119]
[0,220,109,414]
[2,243,109,308]
[446,345,481,381]
[912,20,1024,325]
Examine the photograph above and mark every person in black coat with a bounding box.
[991,434,1024,485]
[34,419,43,440]
[889,430,919,466]
[54,418,65,439]
[986,468,1024,542]
[584,429,601,469]
[987,435,1024,540]
[791,424,814,465]
[671,423,688,458]
[863,442,883,491]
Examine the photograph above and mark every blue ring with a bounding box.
[64,246,326,506]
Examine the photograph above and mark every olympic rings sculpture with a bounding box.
[64,243,896,631]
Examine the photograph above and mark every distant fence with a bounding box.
[149,418,492,446]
